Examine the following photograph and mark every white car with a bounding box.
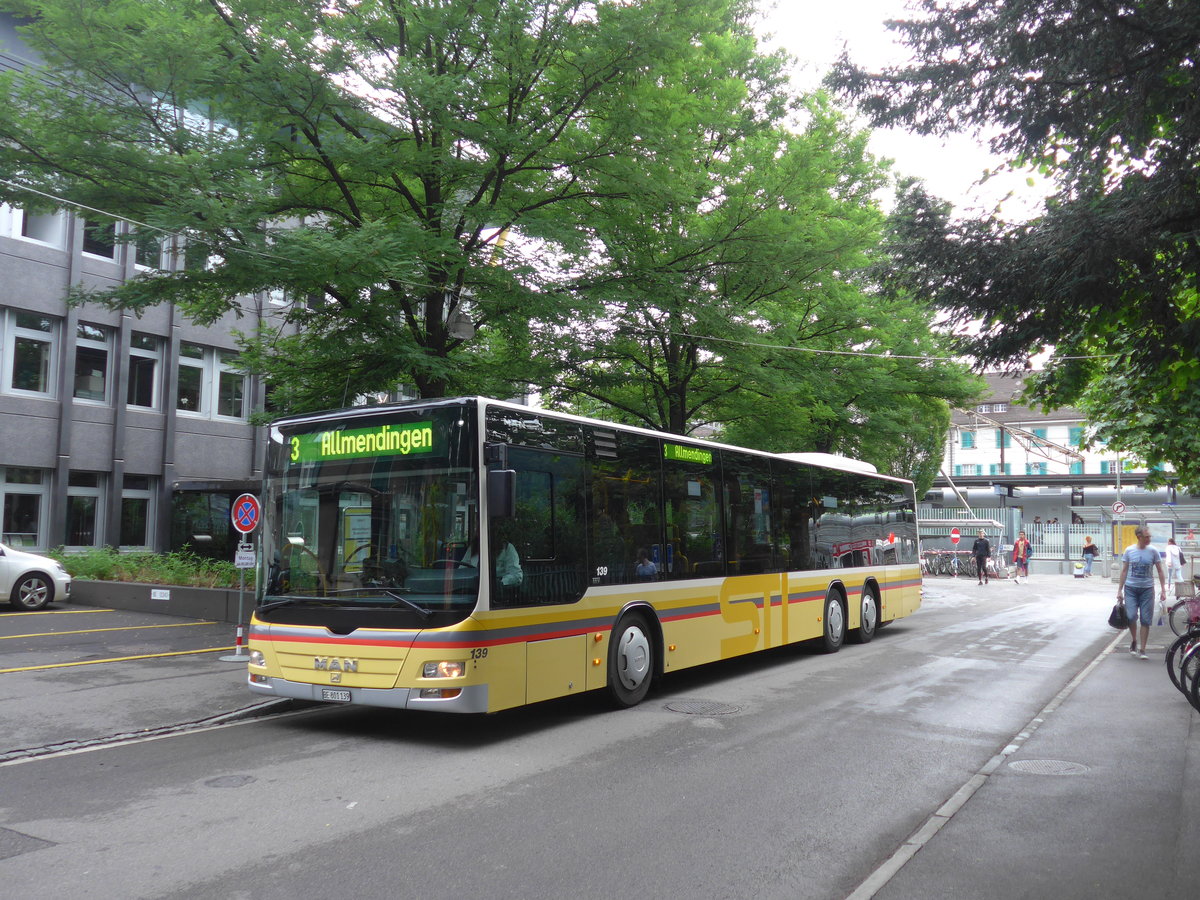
[1,543,72,611]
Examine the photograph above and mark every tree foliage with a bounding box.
[829,0,1200,486]
[0,0,981,480]
[0,0,764,403]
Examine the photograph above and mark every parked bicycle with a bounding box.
[1167,595,1200,637]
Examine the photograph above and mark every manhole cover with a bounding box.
[664,700,740,716]
[1008,759,1090,776]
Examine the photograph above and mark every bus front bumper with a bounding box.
[248,675,490,713]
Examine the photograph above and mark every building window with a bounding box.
[4,311,57,397]
[176,343,247,420]
[177,342,205,413]
[1026,462,1048,475]
[119,475,154,548]
[134,230,165,270]
[961,430,975,449]
[1070,461,1084,475]
[127,331,161,409]
[976,404,990,414]
[74,322,111,402]
[995,429,1012,449]
[1069,426,1084,447]
[16,207,67,246]
[2,467,48,548]
[217,350,246,417]
[989,464,1011,476]
[66,472,104,547]
[82,219,117,259]
[993,403,1008,413]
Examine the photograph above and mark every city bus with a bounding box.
[246,397,921,712]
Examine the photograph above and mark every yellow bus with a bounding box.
[246,398,921,712]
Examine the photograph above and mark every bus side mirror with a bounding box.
[488,469,516,518]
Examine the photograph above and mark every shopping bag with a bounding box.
[1108,602,1129,630]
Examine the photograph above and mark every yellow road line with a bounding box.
[0,647,236,674]
[0,608,114,617]
[0,621,218,640]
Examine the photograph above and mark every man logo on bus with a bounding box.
[314,657,359,673]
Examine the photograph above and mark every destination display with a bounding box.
[288,421,435,463]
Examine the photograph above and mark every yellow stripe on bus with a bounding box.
[0,647,234,674]
[0,622,217,640]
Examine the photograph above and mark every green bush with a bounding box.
[50,547,253,589]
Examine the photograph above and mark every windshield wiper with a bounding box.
[383,590,433,621]
[257,596,341,613]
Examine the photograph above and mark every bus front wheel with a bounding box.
[820,590,846,653]
[607,613,654,708]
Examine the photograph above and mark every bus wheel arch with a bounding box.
[606,606,660,708]
[852,581,880,644]
[820,586,847,653]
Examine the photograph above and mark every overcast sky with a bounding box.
[757,0,1047,219]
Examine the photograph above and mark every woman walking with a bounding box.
[1082,535,1100,577]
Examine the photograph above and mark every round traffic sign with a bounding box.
[231,493,261,534]
[1112,500,1127,515]
[950,528,961,545]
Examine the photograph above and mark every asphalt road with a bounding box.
[0,575,1194,899]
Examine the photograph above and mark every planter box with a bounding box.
[70,580,254,624]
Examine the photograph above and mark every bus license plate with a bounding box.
[321,688,351,703]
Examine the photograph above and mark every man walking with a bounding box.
[971,529,992,584]
[1116,526,1167,659]
[1011,530,1032,584]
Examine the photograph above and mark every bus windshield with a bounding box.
[261,405,479,626]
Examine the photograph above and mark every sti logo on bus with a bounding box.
[289,422,434,463]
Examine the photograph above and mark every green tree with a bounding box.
[828,0,1200,486]
[0,0,768,406]
[534,85,978,482]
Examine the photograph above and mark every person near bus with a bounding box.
[971,530,992,585]
[1081,535,1100,577]
[1164,538,1184,591]
[1117,526,1167,659]
[1011,530,1032,584]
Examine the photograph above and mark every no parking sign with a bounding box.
[231,493,261,534]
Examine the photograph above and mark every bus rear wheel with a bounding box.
[607,613,654,708]
[852,588,879,644]
[820,590,846,653]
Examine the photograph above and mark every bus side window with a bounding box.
[587,430,660,585]
[662,453,723,579]
[493,447,586,607]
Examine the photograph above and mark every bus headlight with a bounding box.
[423,660,465,679]
[248,650,265,667]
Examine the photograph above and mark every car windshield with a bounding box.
[260,405,479,626]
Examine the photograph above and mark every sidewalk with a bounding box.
[875,575,1200,899]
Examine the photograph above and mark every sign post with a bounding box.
[220,493,260,662]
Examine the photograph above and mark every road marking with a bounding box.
[0,621,217,640]
[0,647,235,674]
[845,631,1122,900]
[0,608,113,617]
[1,700,307,768]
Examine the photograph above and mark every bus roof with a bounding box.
[271,396,907,485]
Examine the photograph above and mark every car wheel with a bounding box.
[11,572,54,611]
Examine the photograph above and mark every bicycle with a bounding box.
[1167,595,1200,637]
[1165,623,1200,710]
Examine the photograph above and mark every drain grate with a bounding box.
[1008,759,1090,776]
[664,700,740,717]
